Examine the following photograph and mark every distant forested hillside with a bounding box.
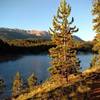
[0,28,35,40]
[0,28,82,41]
[0,28,50,40]
[0,28,93,54]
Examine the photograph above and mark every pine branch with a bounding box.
[69,17,74,25]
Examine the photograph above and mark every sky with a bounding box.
[0,0,96,41]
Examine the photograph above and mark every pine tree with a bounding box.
[92,0,100,67]
[27,73,37,91]
[12,72,23,97]
[49,0,80,79]
[92,0,100,52]
[92,0,100,34]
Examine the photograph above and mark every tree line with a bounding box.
[0,38,93,54]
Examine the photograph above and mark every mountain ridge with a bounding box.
[0,28,83,41]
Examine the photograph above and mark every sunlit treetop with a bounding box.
[49,0,78,36]
[92,0,100,34]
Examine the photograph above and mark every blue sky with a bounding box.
[0,0,95,41]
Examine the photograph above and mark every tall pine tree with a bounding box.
[92,0,100,52]
[49,0,80,79]
[92,0,100,67]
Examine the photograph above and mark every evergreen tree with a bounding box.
[92,0,100,52]
[12,72,23,97]
[92,0,100,34]
[27,73,37,91]
[49,0,80,79]
[92,0,100,67]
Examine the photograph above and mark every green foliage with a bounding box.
[49,0,80,78]
[7,39,51,47]
[92,0,100,34]
[92,0,100,53]
[27,73,37,91]
[92,0,100,68]
[91,54,100,67]
[12,72,23,98]
[92,33,100,52]
[0,39,54,54]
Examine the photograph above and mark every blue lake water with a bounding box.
[0,52,93,97]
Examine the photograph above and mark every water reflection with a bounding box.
[0,55,23,63]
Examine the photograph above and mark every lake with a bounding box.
[0,52,93,97]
